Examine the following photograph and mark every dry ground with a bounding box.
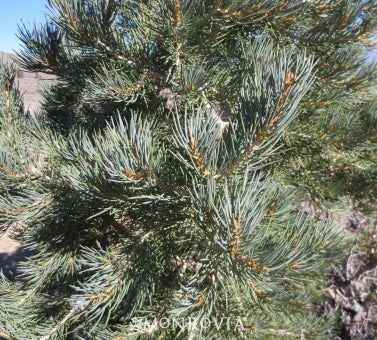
[1,51,55,113]
[0,229,28,281]
[1,52,53,279]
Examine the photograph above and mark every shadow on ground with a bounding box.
[0,249,33,281]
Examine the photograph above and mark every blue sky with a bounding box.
[0,1,375,61]
[0,0,47,53]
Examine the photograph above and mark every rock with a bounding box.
[346,253,368,280]
[323,210,377,340]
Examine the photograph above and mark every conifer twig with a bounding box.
[189,136,209,175]
[219,73,294,179]
[228,217,269,273]
[173,0,182,28]
[40,306,80,340]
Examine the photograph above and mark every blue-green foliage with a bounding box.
[1,1,377,339]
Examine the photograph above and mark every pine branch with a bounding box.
[228,217,269,273]
[3,0,375,337]
[189,136,209,176]
[121,228,157,273]
[40,306,80,340]
[95,38,136,66]
[219,72,295,179]
[172,0,182,28]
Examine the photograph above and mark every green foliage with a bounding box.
[1,0,377,339]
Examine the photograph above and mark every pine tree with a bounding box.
[1,1,376,339]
